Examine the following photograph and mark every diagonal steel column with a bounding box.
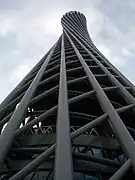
[0,49,51,112]
[62,20,135,95]
[54,34,73,180]
[65,30,135,171]
[7,105,134,179]
[0,43,56,169]
[14,93,134,137]
[62,23,135,105]
[8,115,106,180]
[109,159,131,180]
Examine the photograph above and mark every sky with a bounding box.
[0,0,135,103]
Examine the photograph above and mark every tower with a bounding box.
[0,10,135,179]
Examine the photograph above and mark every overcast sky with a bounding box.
[0,0,135,103]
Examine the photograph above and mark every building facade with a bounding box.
[0,11,135,179]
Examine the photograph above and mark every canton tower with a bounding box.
[0,11,135,180]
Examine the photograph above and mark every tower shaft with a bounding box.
[0,11,135,180]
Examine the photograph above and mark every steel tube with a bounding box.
[109,159,132,180]
[54,34,73,180]
[63,24,135,104]
[15,90,95,136]
[0,51,51,112]
[15,92,134,137]
[0,43,56,168]
[65,31,135,171]
[73,152,121,167]
[9,115,106,180]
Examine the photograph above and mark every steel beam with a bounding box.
[63,23,135,104]
[54,34,73,180]
[109,159,131,180]
[9,115,107,180]
[65,31,135,171]
[0,50,51,112]
[0,43,56,168]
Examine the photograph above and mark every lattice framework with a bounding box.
[0,11,135,180]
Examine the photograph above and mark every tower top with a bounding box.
[61,11,86,19]
[61,11,87,27]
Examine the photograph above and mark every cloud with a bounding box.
[0,2,65,102]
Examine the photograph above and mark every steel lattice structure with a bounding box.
[0,11,135,180]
